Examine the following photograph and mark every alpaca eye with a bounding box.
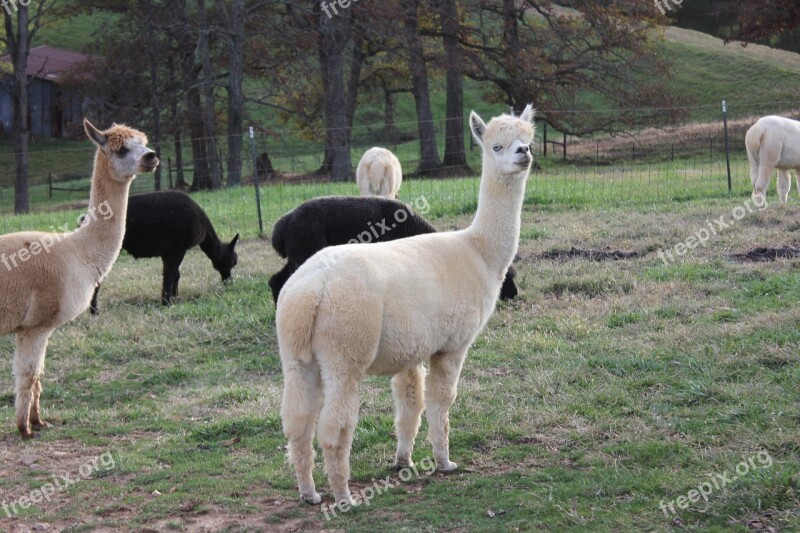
[493,145,502,152]
[116,147,129,157]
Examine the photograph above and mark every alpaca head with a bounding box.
[213,233,240,283]
[470,105,535,178]
[84,119,159,181]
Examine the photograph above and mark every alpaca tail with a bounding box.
[369,159,389,196]
[745,123,765,165]
[275,280,322,366]
[271,213,290,258]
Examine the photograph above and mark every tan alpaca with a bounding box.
[746,115,800,204]
[276,105,535,505]
[0,119,157,438]
[356,147,403,199]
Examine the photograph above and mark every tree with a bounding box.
[216,0,246,187]
[1,1,59,214]
[318,1,355,182]
[196,0,222,190]
[439,0,471,173]
[402,0,442,175]
[731,0,800,45]
[459,0,685,135]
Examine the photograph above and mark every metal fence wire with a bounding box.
[1,101,796,237]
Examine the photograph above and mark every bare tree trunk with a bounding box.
[345,34,365,135]
[318,5,353,182]
[5,7,31,214]
[197,0,221,189]
[402,0,441,175]
[221,0,245,187]
[174,128,186,189]
[150,59,162,191]
[384,88,397,142]
[439,0,470,173]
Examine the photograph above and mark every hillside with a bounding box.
[662,26,800,120]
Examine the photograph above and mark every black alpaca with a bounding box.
[90,191,239,313]
[268,196,518,303]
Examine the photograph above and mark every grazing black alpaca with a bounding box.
[90,191,239,313]
[268,196,518,303]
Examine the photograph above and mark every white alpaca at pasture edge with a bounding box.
[276,105,536,505]
[746,115,800,204]
[356,147,403,199]
[0,119,157,438]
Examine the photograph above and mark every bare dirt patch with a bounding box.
[729,246,800,262]
[537,246,641,261]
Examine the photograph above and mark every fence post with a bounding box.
[48,172,52,199]
[249,126,264,236]
[722,100,732,193]
[543,121,547,158]
[562,131,566,160]
[167,157,173,189]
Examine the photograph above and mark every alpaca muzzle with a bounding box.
[140,152,159,172]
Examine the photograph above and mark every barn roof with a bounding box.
[0,45,90,82]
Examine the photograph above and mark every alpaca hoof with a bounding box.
[392,462,413,472]
[19,430,38,440]
[300,491,322,505]
[437,461,458,474]
[31,420,50,431]
[334,495,355,506]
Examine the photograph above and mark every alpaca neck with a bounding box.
[467,164,528,274]
[199,222,223,261]
[70,151,132,280]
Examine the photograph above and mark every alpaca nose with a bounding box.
[144,151,157,163]
[517,144,530,154]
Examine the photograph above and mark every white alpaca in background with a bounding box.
[276,105,535,505]
[356,147,403,199]
[0,119,157,438]
[746,115,800,203]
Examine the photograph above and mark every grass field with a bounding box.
[0,176,798,531]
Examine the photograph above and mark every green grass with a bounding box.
[0,179,798,531]
[663,27,800,119]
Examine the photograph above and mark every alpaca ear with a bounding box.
[229,233,240,249]
[470,111,486,147]
[519,104,535,125]
[83,118,107,148]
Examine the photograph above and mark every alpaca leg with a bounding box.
[161,251,186,305]
[281,359,323,504]
[425,348,468,473]
[754,144,780,201]
[269,263,297,304]
[777,169,791,204]
[90,285,100,315]
[13,330,50,438]
[30,379,49,430]
[317,373,361,504]
[392,364,426,470]
[796,169,800,199]
[753,164,773,202]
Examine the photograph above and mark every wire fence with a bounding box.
[0,101,796,238]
